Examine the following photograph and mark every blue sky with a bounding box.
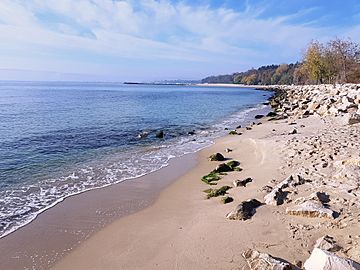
[0,0,359,81]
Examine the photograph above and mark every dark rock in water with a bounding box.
[137,131,149,139]
[236,125,242,129]
[224,127,229,130]
[226,199,262,220]
[208,153,225,161]
[188,130,196,135]
[229,130,238,135]
[156,130,165,138]
[267,111,277,117]
[222,196,234,204]
[255,114,264,119]
[263,102,270,105]
[246,126,252,130]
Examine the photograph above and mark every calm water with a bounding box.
[0,81,272,238]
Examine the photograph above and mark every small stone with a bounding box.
[233,177,252,187]
[314,235,341,252]
[208,153,225,161]
[286,201,335,219]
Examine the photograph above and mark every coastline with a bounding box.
[52,84,360,269]
[0,101,271,270]
[2,83,359,269]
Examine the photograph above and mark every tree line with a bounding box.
[201,38,360,85]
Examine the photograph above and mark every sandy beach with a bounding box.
[51,84,360,270]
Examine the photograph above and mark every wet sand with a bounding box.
[0,153,197,270]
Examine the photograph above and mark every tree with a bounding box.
[327,38,360,83]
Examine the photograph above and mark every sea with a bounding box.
[0,81,272,238]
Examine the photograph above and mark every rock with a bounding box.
[246,126,252,130]
[314,235,341,252]
[188,130,196,135]
[226,160,241,170]
[201,172,221,185]
[156,130,164,138]
[275,174,306,189]
[213,163,232,173]
[264,188,287,206]
[289,128,297,135]
[208,153,225,161]
[225,148,232,153]
[242,249,292,270]
[221,196,233,204]
[204,185,232,199]
[229,130,238,135]
[233,177,252,187]
[267,111,277,117]
[213,161,241,173]
[260,185,273,193]
[349,113,360,125]
[137,131,149,138]
[286,201,335,219]
[304,248,360,270]
[226,199,262,220]
[255,114,264,119]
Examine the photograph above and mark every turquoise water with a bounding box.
[0,81,272,238]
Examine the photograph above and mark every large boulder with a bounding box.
[304,248,360,270]
[242,249,292,270]
[226,199,262,220]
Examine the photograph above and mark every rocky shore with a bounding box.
[211,83,360,269]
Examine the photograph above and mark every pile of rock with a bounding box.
[267,84,360,124]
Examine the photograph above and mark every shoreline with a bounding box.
[52,83,360,269]
[0,104,271,270]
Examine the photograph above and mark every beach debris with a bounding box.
[314,235,341,252]
[225,148,232,153]
[286,201,335,219]
[226,199,262,220]
[264,187,287,206]
[242,249,292,270]
[221,196,234,204]
[208,153,225,161]
[304,248,360,270]
[203,186,231,199]
[233,177,252,187]
[156,130,165,138]
[201,172,221,185]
